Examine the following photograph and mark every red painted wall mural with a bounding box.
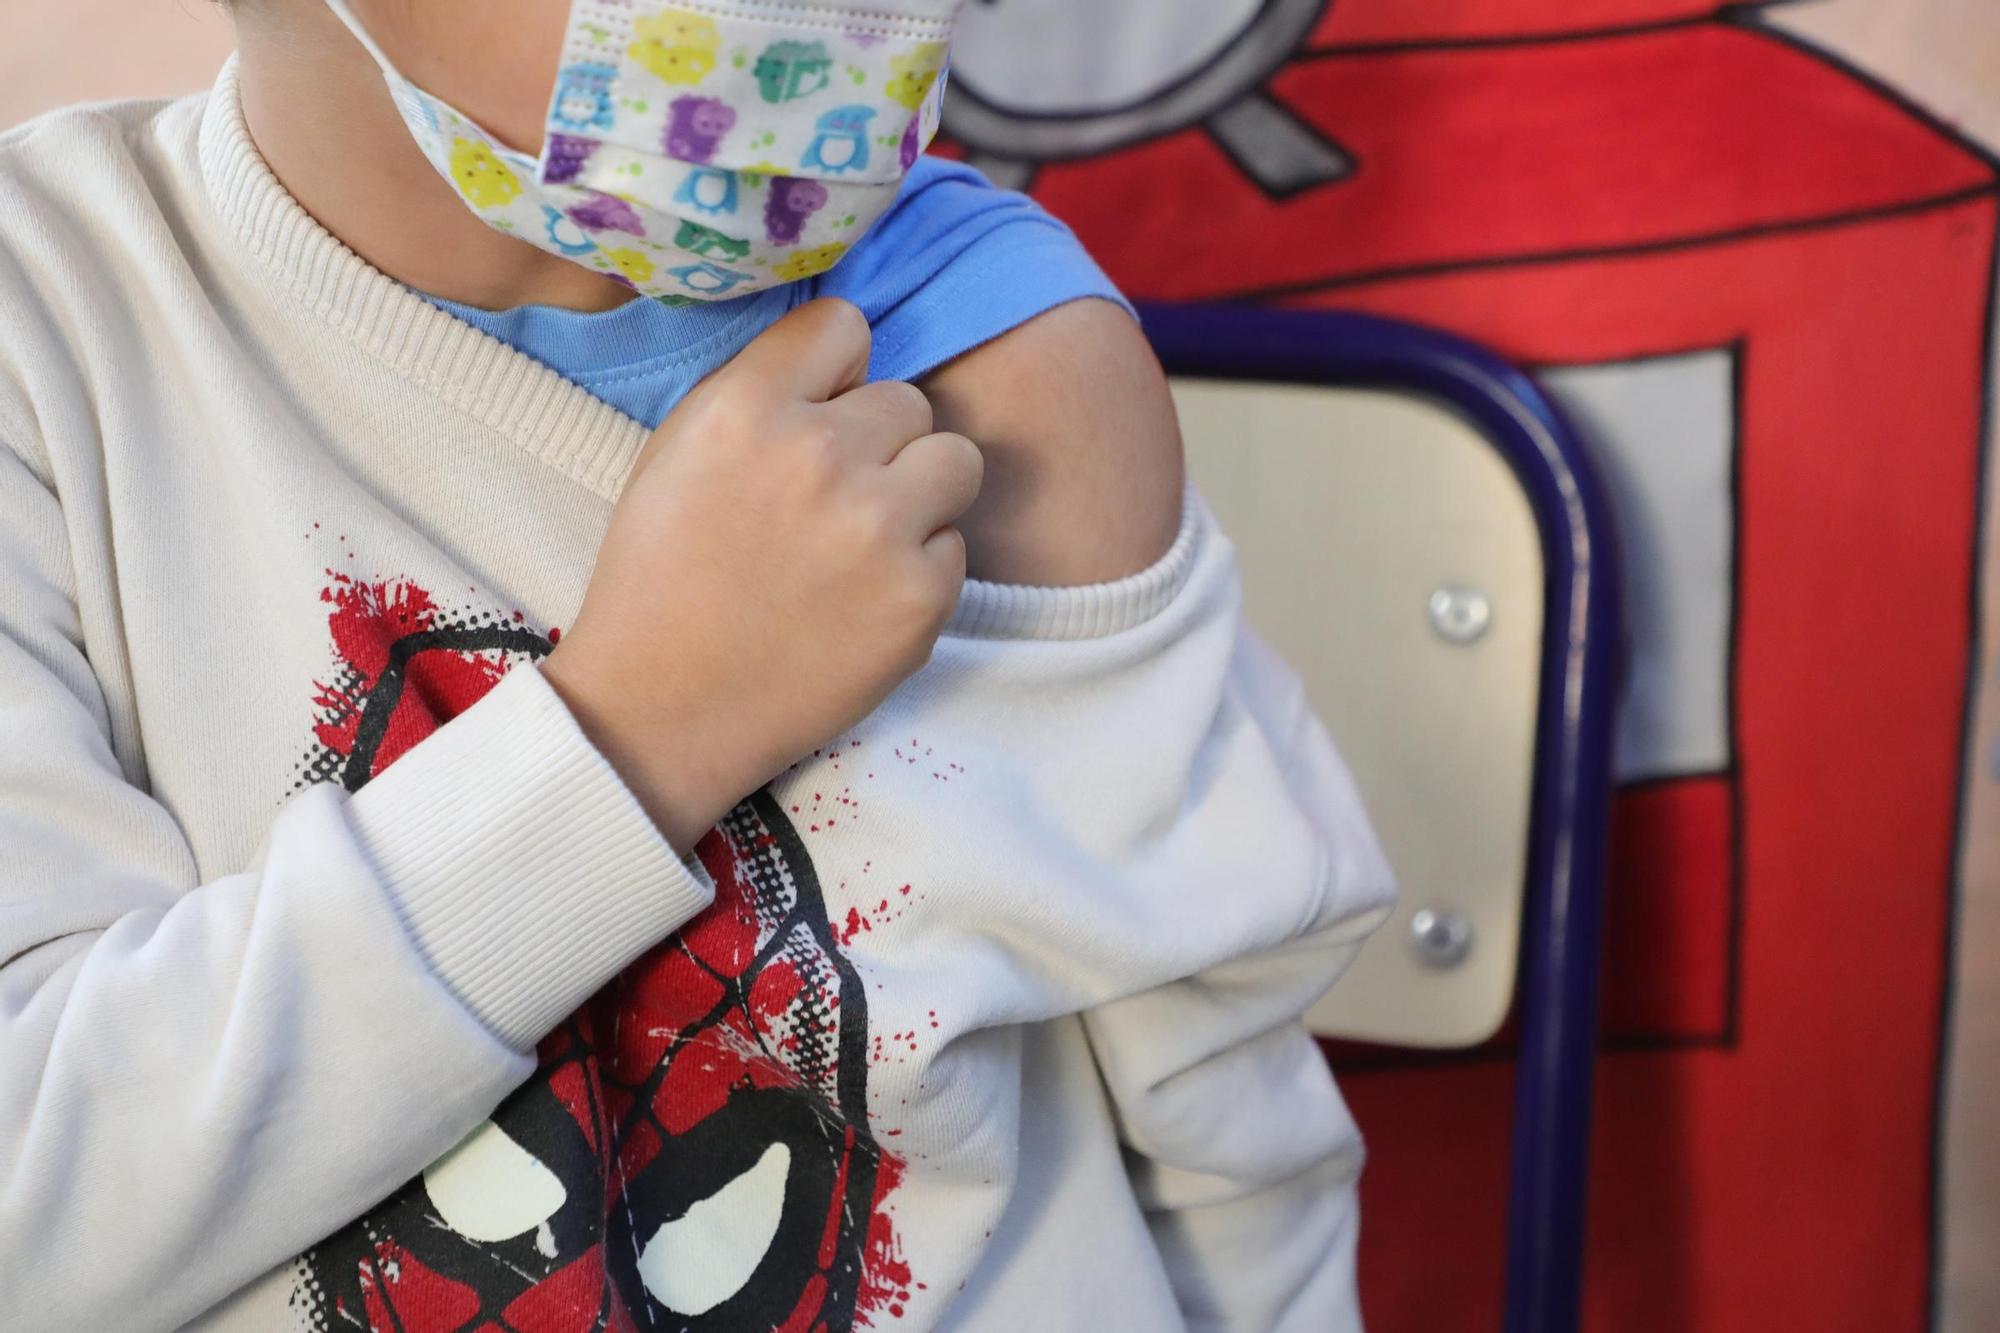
[937,4,1997,1328]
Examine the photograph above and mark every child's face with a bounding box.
[335,0,571,155]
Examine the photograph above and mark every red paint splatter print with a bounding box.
[289,564,915,1331]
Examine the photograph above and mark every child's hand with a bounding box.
[541,297,984,855]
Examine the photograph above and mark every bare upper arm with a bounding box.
[918,297,1186,588]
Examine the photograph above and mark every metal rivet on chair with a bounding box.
[1428,586,1492,643]
[1409,907,1474,968]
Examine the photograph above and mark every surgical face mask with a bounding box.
[324,0,959,303]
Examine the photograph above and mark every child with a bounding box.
[0,1,1395,1329]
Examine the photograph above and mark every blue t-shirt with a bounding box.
[417,158,1134,429]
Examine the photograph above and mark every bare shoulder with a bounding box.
[918,297,1186,587]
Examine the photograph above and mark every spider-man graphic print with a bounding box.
[288,572,914,1331]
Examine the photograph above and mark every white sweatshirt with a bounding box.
[0,58,1396,1333]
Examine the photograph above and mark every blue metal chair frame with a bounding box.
[1136,302,1623,1333]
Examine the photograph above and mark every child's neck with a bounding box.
[231,6,635,315]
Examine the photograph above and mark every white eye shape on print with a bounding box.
[422,1118,568,1256]
[638,1141,792,1315]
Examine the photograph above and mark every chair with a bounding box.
[1139,303,1623,1333]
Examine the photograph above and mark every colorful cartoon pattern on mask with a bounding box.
[287,570,917,1331]
[324,0,958,303]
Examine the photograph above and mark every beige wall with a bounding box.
[1773,0,2000,148]
[0,0,233,130]
[3,4,1996,1330]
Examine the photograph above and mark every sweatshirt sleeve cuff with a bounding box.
[343,662,717,1051]
[940,475,1208,642]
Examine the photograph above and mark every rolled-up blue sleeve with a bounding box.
[811,156,1138,385]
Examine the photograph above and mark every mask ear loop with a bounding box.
[322,0,404,82]
[322,0,554,171]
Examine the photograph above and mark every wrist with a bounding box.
[537,646,737,856]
